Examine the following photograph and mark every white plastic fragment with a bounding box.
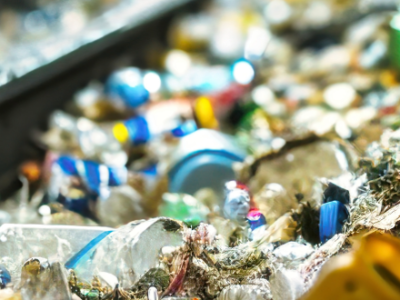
[273,242,314,261]
[269,269,304,300]
[87,218,184,288]
[217,284,272,300]
[148,286,158,300]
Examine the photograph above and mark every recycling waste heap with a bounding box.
[2,0,400,299]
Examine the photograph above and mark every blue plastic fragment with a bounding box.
[81,160,102,195]
[171,120,198,137]
[108,166,128,186]
[56,156,127,199]
[62,194,93,217]
[139,164,158,176]
[57,156,79,176]
[117,84,149,108]
[106,68,149,109]
[65,230,114,270]
[319,201,349,243]
[0,265,11,289]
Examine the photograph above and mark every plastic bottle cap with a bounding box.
[168,151,242,198]
[113,122,130,143]
[119,84,149,108]
[168,129,247,197]
[195,96,218,129]
[247,208,267,231]
[123,116,150,145]
[106,68,150,108]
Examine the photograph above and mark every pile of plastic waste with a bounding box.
[1,0,400,299]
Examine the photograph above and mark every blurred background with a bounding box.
[0,0,398,201]
[0,0,200,197]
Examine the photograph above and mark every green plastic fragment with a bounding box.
[159,193,209,227]
[86,289,100,300]
[389,14,400,71]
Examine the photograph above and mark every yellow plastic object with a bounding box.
[0,289,21,300]
[194,96,218,129]
[112,122,129,143]
[301,233,400,300]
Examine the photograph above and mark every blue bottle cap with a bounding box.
[123,116,151,145]
[170,120,198,137]
[117,84,149,108]
[56,156,79,176]
[319,201,349,243]
[168,129,246,197]
[106,68,150,109]
[247,209,267,231]
[0,265,11,288]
